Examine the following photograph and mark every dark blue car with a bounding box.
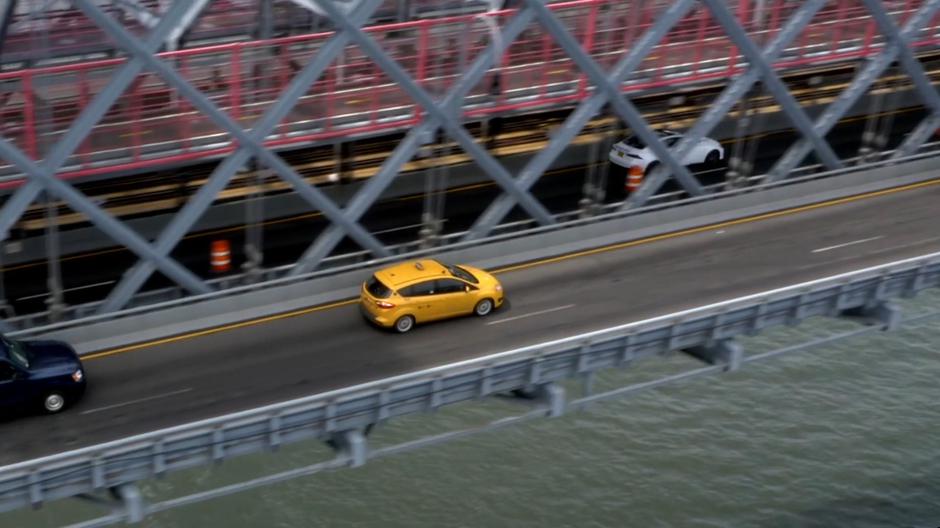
[0,335,86,414]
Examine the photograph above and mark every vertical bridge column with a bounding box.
[685,340,744,372]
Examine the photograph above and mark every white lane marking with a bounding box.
[811,236,883,254]
[16,280,116,302]
[486,304,576,325]
[80,388,193,415]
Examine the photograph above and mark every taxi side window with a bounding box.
[435,279,466,294]
[400,281,436,297]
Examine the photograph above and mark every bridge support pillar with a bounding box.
[112,483,146,524]
[684,339,743,372]
[509,382,566,417]
[329,429,368,468]
[540,383,566,418]
[841,302,901,331]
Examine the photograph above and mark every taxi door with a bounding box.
[432,278,477,318]
[399,280,442,322]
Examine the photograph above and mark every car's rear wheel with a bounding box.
[394,315,415,333]
[706,150,720,165]
[474,299,494,317]
[43,392,66,413]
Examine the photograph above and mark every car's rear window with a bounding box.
[366,276,392,299]
[624,135,645,148]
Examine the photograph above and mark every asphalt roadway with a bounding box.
[3,179,940,465]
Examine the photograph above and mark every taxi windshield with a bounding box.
[445,263,479,284]
[1,335,29,369]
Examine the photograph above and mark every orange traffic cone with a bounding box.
[626,165,644,193]
[210,240,232,273]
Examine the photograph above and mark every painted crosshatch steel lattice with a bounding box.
[0,0,938,317]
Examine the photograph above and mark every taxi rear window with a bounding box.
[366,276,392,298]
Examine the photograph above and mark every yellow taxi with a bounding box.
[360,259,505,333]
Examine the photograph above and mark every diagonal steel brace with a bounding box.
[860,0,940,159]
[769,0,940,180]
[0,0,200,242]
[81,0,389,312]
[288,7,541,275]
[464,0,698,240]
[0,1,210,295]
[0,135,209,295]
[626,0,828,208]
[524,0,703,194]
[701,0,843,172]
[0,0,17,60]
[894,114,940,158]
[313,0,554,227]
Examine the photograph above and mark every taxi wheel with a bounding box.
[474,299,494,317]
[394,315,415,333]
[43,392,66,413]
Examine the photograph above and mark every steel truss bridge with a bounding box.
[1,0,940,525]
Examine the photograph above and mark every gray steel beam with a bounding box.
[862,0,940,157]
[0,135,209,295]
[112,0,159,29]
[166,0,211,51]
[94,0,388,313]
[524,0,704,195]
[289,0,358,17]
[0,0,16,60]
[862,0,940,116]
[626,0,827,207]
[312,0,555,225]
[288,8,539,275]
[0,0,195,242]
[894,113,940,158]
[701,0,843,172]
[465,0,697,240]
[0,1,210,295]
[768,0,940,180]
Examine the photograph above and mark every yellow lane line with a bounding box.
[494,178,940,273]
[84,176,940,362]
[83,299,358,360]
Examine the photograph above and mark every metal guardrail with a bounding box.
[8,139,940,336]
[2,248,939,514]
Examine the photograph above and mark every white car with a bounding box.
[608,129,724,173]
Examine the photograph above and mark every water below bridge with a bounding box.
[5,291,940,528]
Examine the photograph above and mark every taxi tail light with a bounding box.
[375,300,396,309]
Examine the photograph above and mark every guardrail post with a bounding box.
[329,429,368,468]
[684,339,743,372]
[539,383,566,418]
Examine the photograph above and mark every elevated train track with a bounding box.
[1,0,936,182]
[7,56,936,235]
